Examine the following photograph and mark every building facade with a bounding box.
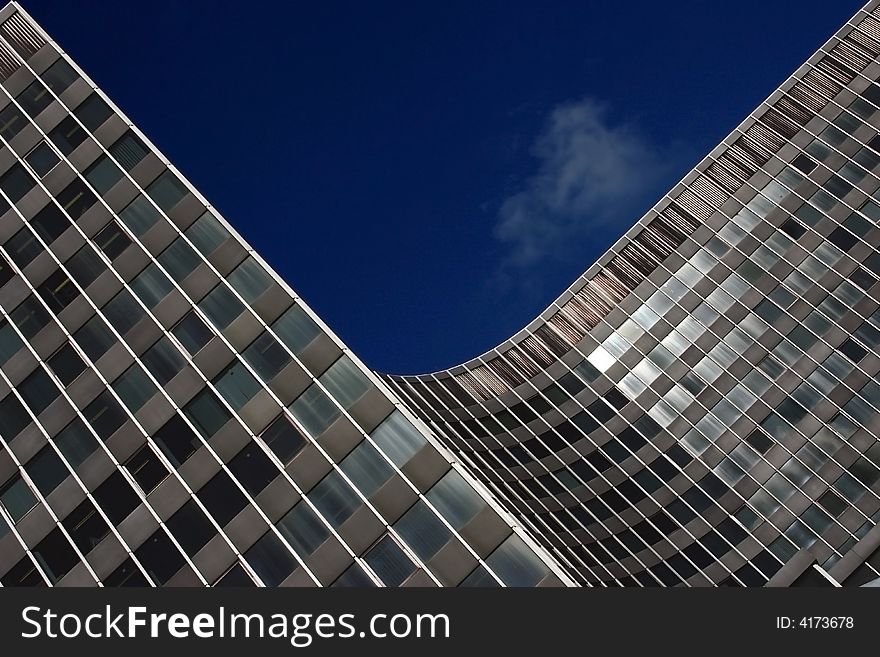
[1,1,880,589]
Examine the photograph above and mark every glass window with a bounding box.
[102,289,144,334]
[42,58,78,94]
[199,283,245,330]
[31,203,70,243]
[157,235,201,280]
[271,304,321,354]
[48,115,86,155]
[37,269,78,312]
[19,366,59,415]
[0,252,15,288]
[0,319,24,365]
[16,79,52,117]
[103,557,147,587]
[243,331,290,381]
[0,163,35,202]
[93,471,140,525]
[57,179,97,219]
[135,529,185,585]
[245,531,298,587]
[228,257,272,302]
[109,130,148,171]
[332,563,376,587]
[339,440,393,497]
[0,102,27,141]
[142,336,186,385]
[153,414,201,467]
[146,170,187,212]
[62,499,110,553]
[84,390,127,440]
[10,295,51,339]
[184,388,232,438]
[95,221,131,259]
[130,263,173,309]
[0,474,36,522]
[260,414,307,464]
[112,363,157,412]
[4,226,42,268]
[213,360,261,411]
[24,446,68,496]
[124,445,168,495]
[289,383,340,437]
[74,315,115,361]
[394,500,452,561]
[364,535,416,586]
[53,418,98,468]
[32,528,79,584]
[0,393,31,439]
[24,140,59,177]
[277,502,329,556]
[198,469,247,526]
[227,442,279,495]
[166,500,216,557]
[425,469,486,530]
[320,355,371,409]
[74,93,112,132]
[371,411,427,466]
[119,194,160,236]
[172,311,214,355]
[84,154,123,194]
[65,244,106,288]
[486,534,550,587]
[186,210,230,255]
[310,471,361,528]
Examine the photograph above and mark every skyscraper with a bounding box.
[0,0,879,590]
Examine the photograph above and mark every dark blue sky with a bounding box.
[23,0,866,374]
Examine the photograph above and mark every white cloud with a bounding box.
[493,98,678,279]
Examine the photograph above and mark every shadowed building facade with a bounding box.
[2,1,880,588]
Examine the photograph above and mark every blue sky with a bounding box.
[23,0,866,373]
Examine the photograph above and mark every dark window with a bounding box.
[245,531,297,587]
[152,414,201,467]
[84,154,123,194]
[213,360,261,411]
[54,419,98,468]
[124,445,168,495]
[19,367,59,415]
[781,218,806,239]
[73,314,115,361]
[48,115,86,155]
[171,311,213,354]
[214,563,256,587]
[62,499,110,552]
[74,93,112,132]
[142,336,186,385]
[16,80,52,117]
[0,472,37,521]
[332,564,376,587]
[792,153,816,174]
[0,163,35,202]
[135,529,184,585]
[260,414,307,464]
[146,170,188,212]
[32,528,78,584]
[199,283,245,330]
[277,502,330,556]
[4,226,42,267]
[24,141,59,177]
[0,319,24,365]
[198,470,248,526]
[243,331,290,381]
[10,295,51,339]
[57,179,97,220]
[83,390,127,440]
[840,338,867,362]
[65,245,106,288]
[103,558,148,587]
[394,500,452,561]
[228,442,278,495]
[93,471,140,524]
[109,130,148,171]
[102,289,145,336]
[184,388,232,438]
[112,363,156,412]
[31,202,70,242]
[42,58,78,94]
[37,269,79,312]
[166,500,216,557]
[0,102,27,141]
[95,221,131,259]
[364,535,416,587]
[0,252,14,288]
[157,236,201,280]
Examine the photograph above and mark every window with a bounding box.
[135,529,184,585]
[65,245,106,288]
[425,470,485,530]
[271,305,320,354]
[0,319,24,365]
[394,500,452,561]
[0,252,12,288]
[289,383,340,437]
[1,556,43,586]
[19,367,60,415]
[74,92,112,131]
[486,534,550,587]
[57,178,97,219]
[186,210,230,255]
[84,154,123,194]
[320,355,371,409]
[184,388,232,438]
[0,163,35,202]
[130,263,173,309]
[171,311,214,355]
[152,414,201,467]
[142,336,186,385]
[103,558,148,587]
[213,360,261,411]
[198,470,247,526]
[62,499,110,552]
[260,414,307,464]
[95,221,131,259]
[243,331,290,381]
[124,445,168,495]
[214,562,256,587]
[371,411,427,466]
[146,170,187,212]
[332,564,376,587]
[10,295,51,339]
[31,202,70,242]
[83,390,127,440]
[199,283,245,330]
[340,440,393,497]
[4,226,42,267]
[228,442,278,495]
[93,471,140,524]
[109,130,148,171]
[166,500,216,557]
[310,470,361,529]
[16,79,52,117]
[277,502,329,556]
[103,289,145,334]
[32,528,78,584]
[24,141,59,177]
[364,535,416,587]
[228,257,272,302]
[42,58,78,94]
[119,194,160,236]
[112,363,157,412]
[0,102,27,141]
[48,115,86,155]
[37,269,78,312]
[157,236,201,280]
[54,419,98,468]
[24,446,68,496]
[48,343,87,388]
[74,314,115,361]
[0,473,37,521]
[245,531,298,587]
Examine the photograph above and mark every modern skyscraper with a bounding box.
[0,0,879,590]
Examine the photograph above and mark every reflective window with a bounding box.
[340,440,394,497]
[364,535,416,586]
[186,210,230,256]
[119,194,160,236]
[112,363,156,412]
[371,411,427,466]
[486,534,550,587]
[425,469,486,530]
[146,170,187,212]
[48,115,86,155]
[394,500,452,561]
[260,415,307,464]
[310,471,361,529]
[289,383,340,437]
[228,256,272,303]
[320,355,371,409]
[213,360,261,411]
[171,311,214,355]
[271,304,321,354]
[109,130,148,171]
[84,154,123,194]
[277,502,329,556]
[24,140,59,177]
[130,263,173,309]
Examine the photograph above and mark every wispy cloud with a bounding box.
[492,97,682,290]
